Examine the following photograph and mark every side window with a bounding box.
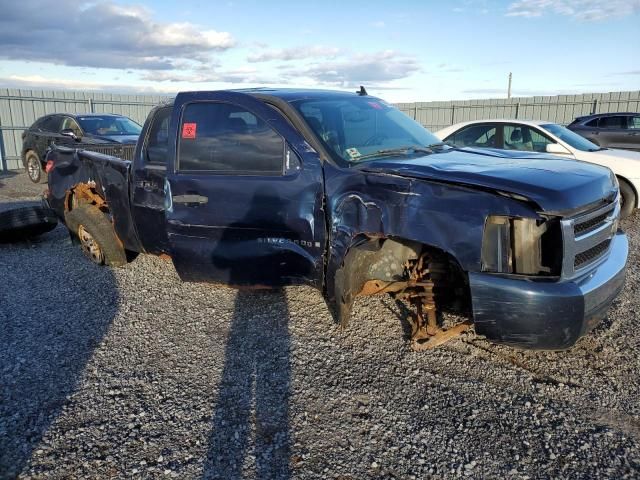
[178,102,284,174]
[61,117,82,136]
[448,125,497,148]
[599,116,626,129]
[32,117,46,130]
[41,116,62,132]
[145,107,171,166]
[504,125,551,152]
[630,116,640,130]
[527,127,553,153]
[585,118,599,128]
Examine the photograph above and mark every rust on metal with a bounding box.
[357,251,472,350]
[64,183,107,212]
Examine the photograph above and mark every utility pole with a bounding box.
[507,72,512,99]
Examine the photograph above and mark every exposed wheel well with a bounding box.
[617,175,638,208]
[333,235,470,325]
[64,182,109,214]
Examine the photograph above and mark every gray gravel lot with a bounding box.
[1,171,639,479]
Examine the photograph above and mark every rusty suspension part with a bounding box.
[359,253,472,350]
[403,254,472,350]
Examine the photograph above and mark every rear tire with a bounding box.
[0,206,58,242]
[64,205,127,266]
[25,151,47,184]
[618,178,636,220]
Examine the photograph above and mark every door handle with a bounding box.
[172,194,208,204]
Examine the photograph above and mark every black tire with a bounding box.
[0,206,58,242]
[25,150,47,184]
[64,205,127,266]
[618,178,636,220]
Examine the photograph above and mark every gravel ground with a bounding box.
[1,171,639,479]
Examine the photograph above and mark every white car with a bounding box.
[435,119,640,218]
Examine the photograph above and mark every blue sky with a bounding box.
[0,0,638,102]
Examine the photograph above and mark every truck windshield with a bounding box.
[542,124,601,152]
[77,116,142,136]
[290,96,443,164]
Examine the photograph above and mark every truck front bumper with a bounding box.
[469,231,628,350]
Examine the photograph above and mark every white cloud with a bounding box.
[247,46,341,63]
[0,74,175,94]
[283,50,421,87]
[506,0,640,20]
[0,0,235,70]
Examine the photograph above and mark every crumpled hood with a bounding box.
[359,147,616,213]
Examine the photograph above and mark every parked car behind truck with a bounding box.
[22,113,141,183]
[44,89,627,351]
[435,119,640,219]
[568,112,640,151]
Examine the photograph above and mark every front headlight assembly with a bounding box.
[481,215,562,276]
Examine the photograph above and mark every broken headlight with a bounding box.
[481,216,561,276]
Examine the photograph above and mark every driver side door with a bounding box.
[165,91,327,288]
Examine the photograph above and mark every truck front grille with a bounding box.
[574,211,609,236]
[574,239,612,269]
[561,196,619,278]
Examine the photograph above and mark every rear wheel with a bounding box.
[25,151,46,184]
[65,205,127,266]
[618,178,636,220]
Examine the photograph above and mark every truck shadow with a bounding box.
[0,222,118,478]
[202,187,293,479]
[202,289,291,479]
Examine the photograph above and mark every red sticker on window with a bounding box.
[368,101,383,110]
[182,123,197,139]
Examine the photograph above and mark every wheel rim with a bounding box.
[27,157,40,181]
[78,225,104,264]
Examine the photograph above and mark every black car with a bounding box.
[21,113,142,183]
[567,112,640,151]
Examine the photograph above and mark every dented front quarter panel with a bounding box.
[322,162,538,310]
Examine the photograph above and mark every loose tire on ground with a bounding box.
[0,206,58,242]
[64,205,127,266]
[25,151,47,184]
[618,178,636,220]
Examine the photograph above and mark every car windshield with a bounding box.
[290,96,444,164]
[77,116,142,136]
[542,123,601,152]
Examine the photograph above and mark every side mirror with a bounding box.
[60,128,80,141]
[545,143,571,155]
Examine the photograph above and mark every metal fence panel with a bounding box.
[396,90,640,135]
[1,88,639,171]
[0,88,169,171]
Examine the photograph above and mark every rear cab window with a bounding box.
[144,107,172,167]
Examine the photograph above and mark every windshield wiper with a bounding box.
[351,145,439,162]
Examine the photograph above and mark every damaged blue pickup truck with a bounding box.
[45,88,628,350]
